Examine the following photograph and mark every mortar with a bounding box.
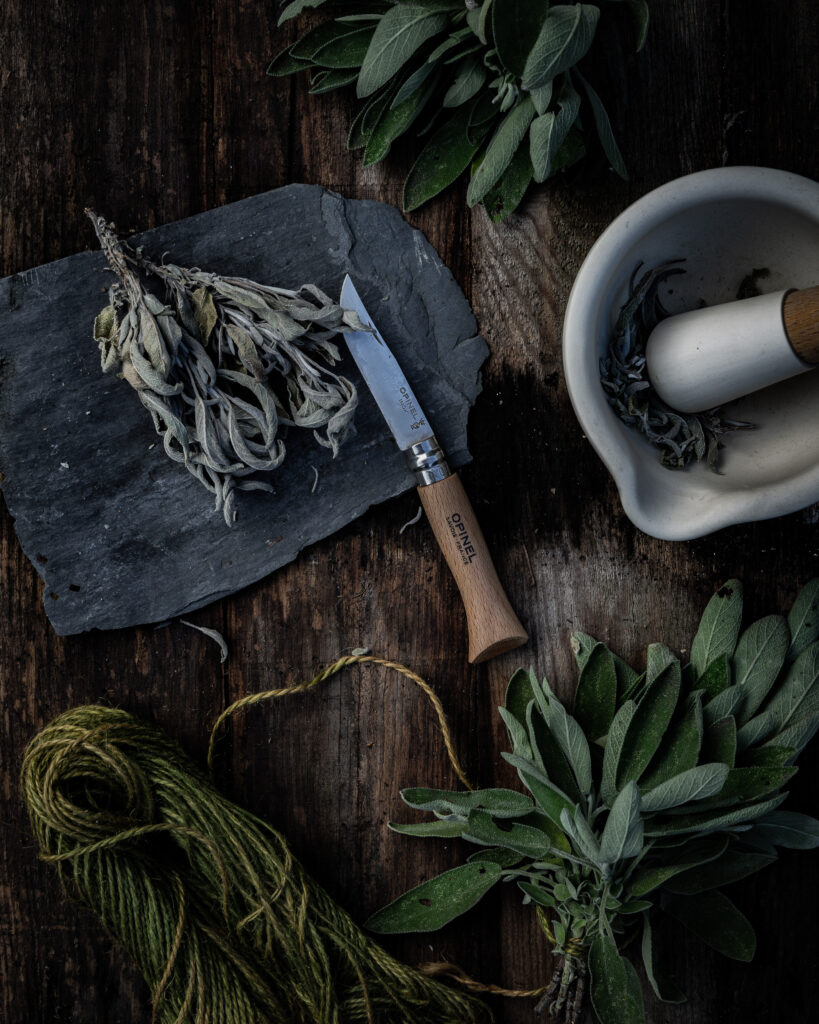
[562,166,819,541]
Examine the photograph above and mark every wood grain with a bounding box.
[2,2,819,1023]
[785,285,819,363]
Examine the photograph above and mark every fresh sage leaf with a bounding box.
[695,765,796,809]
[640,912,687,1003]
[739,744,794,768]
[403,101,491,211]
[467,846,523,868]
[466,97,536,207]
[267,47,311,77]
[364,70,438,164]
[599,781,643,863]
[389,819,465,838]
[616,659,681,789]
[530,82,581,183]
[762,711,819,759]
[640,763,730,815]
[492,0,551,78]
[702,684,744,728]
[526,700,583,802]
[392,59,436,106]
[733,615,789,722]
[518,880,556,908]
[365,861,502,933]
[588,935,645,1024]
[313,27,375,68]
[278,0,328,26]
[696,654,731,700]
[573,641,618,742]
[662,889,756,961]
[690,580,744,679]
[787,578,819,661]
[310,67,360,94]
[757,641,819,736]
[480,143,534,221]
[290,21,362,61]
[752,810,819,850]
[502,752,576,828]
[644,793,787,838]
[702,716,737,767]
[629,836,728,897]
[663,848,776,895]
[442,54,485,107]
[499,705,532,758]
[357,5,449,98]
[560,806,603,865]
[545,694,593,796]
[463,809,553,858]
[601,699,636,806]
[400,786,534,819]
[522,5,601,92]
[576,71,628,178]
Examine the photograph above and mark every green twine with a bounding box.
[21,704,490,1024]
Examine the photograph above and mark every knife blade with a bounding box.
[340,275,527,664]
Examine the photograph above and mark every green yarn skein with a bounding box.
[21,705,490,1024]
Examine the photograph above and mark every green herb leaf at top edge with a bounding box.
[624,0,650,51]
[466,97,536,207]
[588,935,646,1024]
[403,101,493,211]
[365,861,502,933]
[357,5,449,98]
[661,889,756,961]
[290,21,362,61]
[689,580,744,679]
[491,0,552,78]
[573,641,618,743]
[787,579,819,661]
[732,615,789,723]
[522,5,600,92]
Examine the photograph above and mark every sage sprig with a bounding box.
[367,580,819,1023]
[271,1,649,221]
[88,211,365,525]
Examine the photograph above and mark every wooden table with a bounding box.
[2,2,818,1021]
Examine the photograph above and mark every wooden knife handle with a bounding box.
[418,472,528,664]
[784,285,819,363]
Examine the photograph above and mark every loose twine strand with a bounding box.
[21,654,563,1023]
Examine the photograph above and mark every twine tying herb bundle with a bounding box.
[270,1,649,221]
[89,211,365,525]
[367,580,819,1024]
[21,680,490,1024]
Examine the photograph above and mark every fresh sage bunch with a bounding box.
[367,580,819,1024]
[600,261,753,470]
[88,211,365,525]
[270,0,649,221]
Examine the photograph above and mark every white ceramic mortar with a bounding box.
[562,166,819,541]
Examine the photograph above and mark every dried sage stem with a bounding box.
[88,210,366,525]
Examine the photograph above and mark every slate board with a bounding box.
[0,186,486,634]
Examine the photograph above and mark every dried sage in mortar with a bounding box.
[88,211,367,525]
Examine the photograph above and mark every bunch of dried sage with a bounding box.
[367,579,819,1024]
[89,211,366,525]
[600,261,753,469]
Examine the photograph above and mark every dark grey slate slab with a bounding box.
[0,186,486,634]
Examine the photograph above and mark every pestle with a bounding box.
[646,284,819,413]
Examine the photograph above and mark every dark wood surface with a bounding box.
[2,2,818,1022]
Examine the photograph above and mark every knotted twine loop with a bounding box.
[21,673,491,1024]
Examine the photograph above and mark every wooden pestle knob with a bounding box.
[784,285,819,363]
[417,473,528,664]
